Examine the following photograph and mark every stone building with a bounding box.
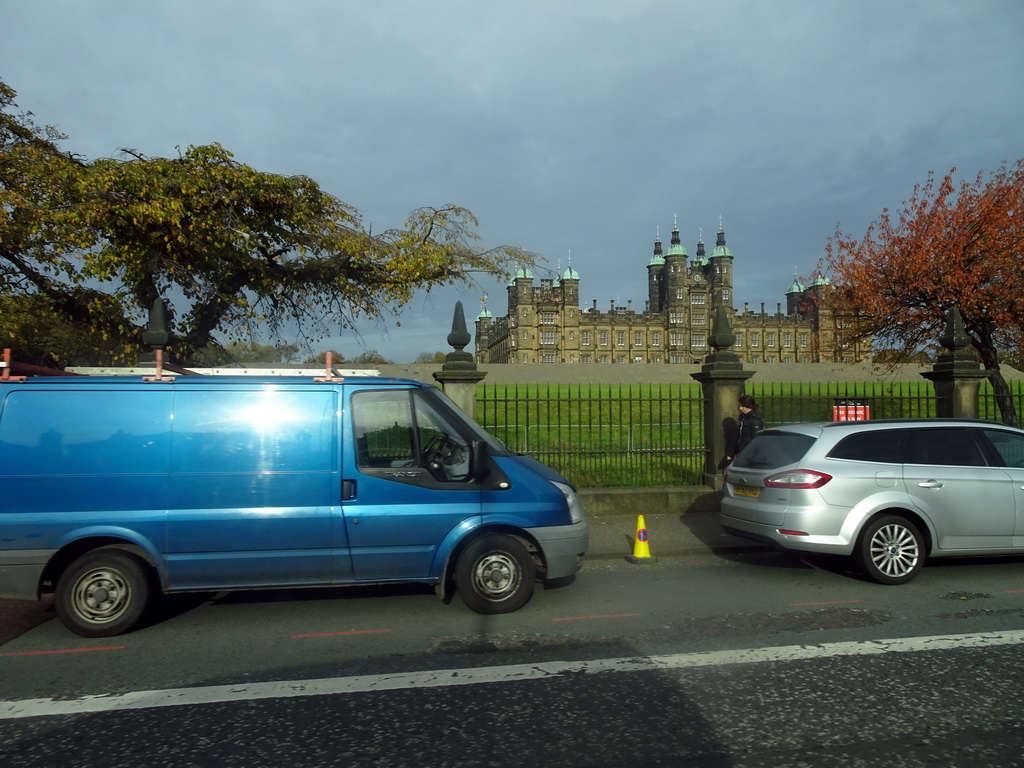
[474,222,872,365]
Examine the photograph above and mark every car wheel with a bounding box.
[455,534,536,614]
[855,515,924,585]
[55,549,153,637]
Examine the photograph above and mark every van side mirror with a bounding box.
[471,440,491,482]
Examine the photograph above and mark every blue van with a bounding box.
[0,373,589,637]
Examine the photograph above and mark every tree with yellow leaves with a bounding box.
[1,79,531,365]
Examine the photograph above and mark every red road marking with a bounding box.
[550,613,642,622]
[292,629,392,638]
[1003,589,1024,594]
[789,600,865,606]
[0,646,126,657]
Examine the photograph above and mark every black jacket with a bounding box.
[733,410,764,456]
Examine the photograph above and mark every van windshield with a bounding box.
[733,431,814,469]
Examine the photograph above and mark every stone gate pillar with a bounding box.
[691,305,754,488]
[920,306,987,418]
[433,301,486,419]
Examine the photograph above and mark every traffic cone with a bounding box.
[626,514,658,564]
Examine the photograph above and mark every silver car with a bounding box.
[720,418,1024,584]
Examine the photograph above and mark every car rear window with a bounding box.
[827,429,906,464]
[732,431,815,469]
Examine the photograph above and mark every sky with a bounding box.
[2,0,1022,363]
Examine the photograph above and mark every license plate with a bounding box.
[734,485,761,499]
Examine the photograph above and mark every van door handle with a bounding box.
[918,480,943,489]
[342,479,356,500]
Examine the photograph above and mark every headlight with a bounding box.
[552,481,584,524]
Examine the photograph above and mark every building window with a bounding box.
[766,355,777,363]
[799,333,809,348]
[599,331,609,346]
[676,288,685,300]
[669,331,684,346]
[750,332,760,346]
[734,331,743,347]
[633,355,643,363]
[766,332,776,348]
[616,355,626,364]
[540,330,556,345]
[582,331,591,346]
[783,332,792,348]
[651,331,661,347]
[721,290,730,303]
[691,293,706,305]
[692,313,705,326]
[599,355,609,364]
[616,331,626,346]
[581,354,592,364]
[670,354,686,363]
[692,333,706,347]
[669,312,684,324]
[540,312,555,325]
[651,355,661,363]
[541,353,556,363]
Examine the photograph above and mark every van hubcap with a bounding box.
[73,568,130,622]
[472,553,519,599]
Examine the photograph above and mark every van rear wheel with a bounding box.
[455,534,536,614]
[55,549,153,637]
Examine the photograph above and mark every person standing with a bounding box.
[727,394,763,461]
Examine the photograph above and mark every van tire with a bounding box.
[855,515,924,585]
[455,534,536,614]
[55,549,153,637]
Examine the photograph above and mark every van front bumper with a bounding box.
[0,549,52,601]
[527,520,590,579]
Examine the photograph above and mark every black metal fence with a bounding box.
[476,378,1024,489]
[477,383,705,488]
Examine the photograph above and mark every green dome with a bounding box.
[648,253,665,266]
[667,242,688,257]
[477,307,492,319]
[562,265,580,280]
[711,244,732,257]
[787,278,804,293]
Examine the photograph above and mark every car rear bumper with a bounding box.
[720,514,856,555]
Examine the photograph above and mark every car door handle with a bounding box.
[918,480,943,489]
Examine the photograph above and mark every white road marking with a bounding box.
[2,628,1022,720]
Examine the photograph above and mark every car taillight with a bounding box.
[764,470,832,489]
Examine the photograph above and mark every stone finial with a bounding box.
[708,303,736,351]
[938,305,970,353]
[442,300,475,371]
[142,298,170,350]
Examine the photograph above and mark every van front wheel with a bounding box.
[455,534,536,614]
[56,549,153,637]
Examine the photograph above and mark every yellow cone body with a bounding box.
[631,514,652,559]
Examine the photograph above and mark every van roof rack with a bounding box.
[2,348,84,380]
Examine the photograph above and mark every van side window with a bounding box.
[352,390,417,468]
[352,389,470,481]
[905,428,987,467]
[828,430,906,463]
[980,428,1024,468]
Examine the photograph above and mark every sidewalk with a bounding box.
[586,510,758,561]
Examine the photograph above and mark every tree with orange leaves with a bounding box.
[825,159,1024,427]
